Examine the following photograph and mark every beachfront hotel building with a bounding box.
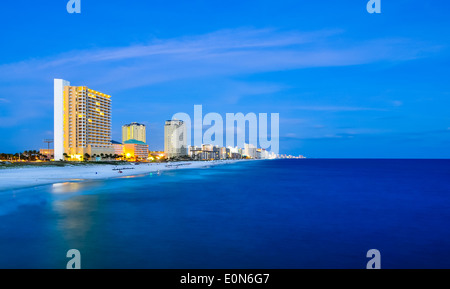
[54,79,114,161]
[164,120,187,158]
[244,143,257,159]
[122,122,146,144]
[111,140,124,156]
[123,139,149,161]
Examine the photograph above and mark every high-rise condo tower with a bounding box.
[54,79,114,161]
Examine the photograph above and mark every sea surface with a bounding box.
[0,159,449,269]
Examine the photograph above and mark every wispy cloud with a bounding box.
[215,80,288,104]
[0,27,440,134]
[292,106,387,112]
[0,28,437,93]
[392,100,403,107]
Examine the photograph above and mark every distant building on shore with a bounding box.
[54,79,114,161]
[188,145,243,160]
[164,120,187,158]
[123,139,149,161]
[244,143,257,159]
[228,146,243,159]
[149,151,165,161]
[188,146,203,160]
[111,140,123,156]
[39,149,54,159]
[122,122,146,144]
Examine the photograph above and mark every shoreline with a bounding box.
[0,160,244,192]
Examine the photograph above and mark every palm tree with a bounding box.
[84,153,90,161]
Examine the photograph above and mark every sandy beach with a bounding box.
[0,160,240,191]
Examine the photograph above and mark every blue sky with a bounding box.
[0,0,449,158]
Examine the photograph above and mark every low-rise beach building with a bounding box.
[123,139,149,161]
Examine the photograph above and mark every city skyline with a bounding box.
[0,1,449,158]
[52,79,278,162]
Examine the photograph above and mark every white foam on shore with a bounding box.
[0,160,241,192]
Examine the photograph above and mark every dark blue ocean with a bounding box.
[0,159,449,269]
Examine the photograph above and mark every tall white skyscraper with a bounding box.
[164,120,187,158]
[54,79,70,161]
